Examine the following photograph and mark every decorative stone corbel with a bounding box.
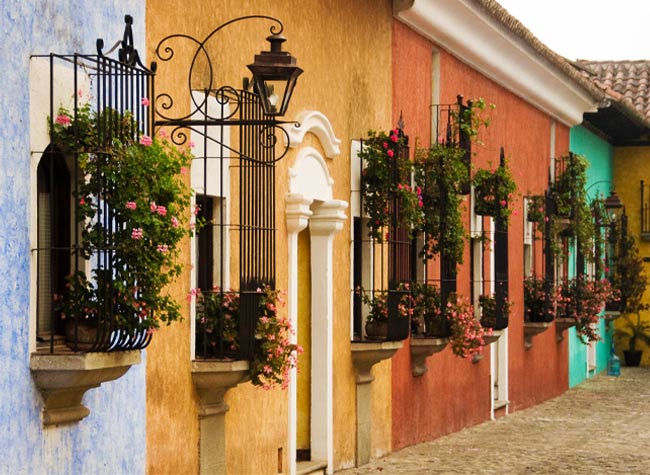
[31,350,141,425]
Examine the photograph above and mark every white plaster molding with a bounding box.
[285,193,313,475]
[289,147,335,202]
[309,200,348,236]
[393,0,599,126]
[308,200,347,475]
[285,110,342,158]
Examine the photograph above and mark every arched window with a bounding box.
[36,146,71,342]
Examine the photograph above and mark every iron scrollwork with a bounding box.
[152,15,297,161]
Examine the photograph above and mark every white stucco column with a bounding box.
[286,193,313,475]
[309,200,347,475]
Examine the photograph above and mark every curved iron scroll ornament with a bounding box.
[152,15,299,161]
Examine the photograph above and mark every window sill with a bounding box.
[191,360,250,417]
[351,341,402,384]
[30,350,141,425]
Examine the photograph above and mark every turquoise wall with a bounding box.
[0,2,147,473]
[568,125,614,387]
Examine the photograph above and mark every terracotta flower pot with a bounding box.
[64,319,99,351]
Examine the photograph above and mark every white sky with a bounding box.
[495,0,650,61]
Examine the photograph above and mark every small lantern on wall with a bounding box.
[247,34,303,117]
[603,190,624,225]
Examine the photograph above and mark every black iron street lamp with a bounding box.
[248,34,303,117]
[603,190,624,225]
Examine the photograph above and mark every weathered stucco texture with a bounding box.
[0,2,146,474]
[146,1,393,473]
[390,20,570,450]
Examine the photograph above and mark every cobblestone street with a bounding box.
[338,368,650,474]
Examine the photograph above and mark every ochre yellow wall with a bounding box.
[614,146,650,364]
[146,1,394,473]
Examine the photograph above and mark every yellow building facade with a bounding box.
[614,146,650,364]
[145,1,395,474]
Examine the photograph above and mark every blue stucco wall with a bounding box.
[0,2,146,473]
[568,125,614,387]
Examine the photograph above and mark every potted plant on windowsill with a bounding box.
[356,287,411,340]
[472,160,517,223]
[192,284,303,390]
[524,275,554,323]
[478,293,512,330]
[50,103,194,351]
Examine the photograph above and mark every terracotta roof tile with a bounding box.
[576,60,650,121]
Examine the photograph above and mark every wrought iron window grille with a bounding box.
[151,16,301,360]
[353,123,413,342]
[36,15,155,354]
[641,180,650,239]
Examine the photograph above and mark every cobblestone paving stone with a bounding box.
[337,368,650,474]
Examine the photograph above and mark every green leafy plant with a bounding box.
[472,160,518,223]
[549,154,595,260]
[609,231,647,315]
[615,311,650,353]
[51,103,194,336]
[414,143,468,263]
[526,195,546,230]
[359,129,423,242]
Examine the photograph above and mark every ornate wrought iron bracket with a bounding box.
[152,16,301,161]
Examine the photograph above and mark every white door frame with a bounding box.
[285,112,346,475]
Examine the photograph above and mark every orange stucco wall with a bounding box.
[391,21,570,450]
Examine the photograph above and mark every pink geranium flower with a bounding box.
[126,201,137,210]
[55,115,71,126]
[139,135,153,146]
[141,97,150,107]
